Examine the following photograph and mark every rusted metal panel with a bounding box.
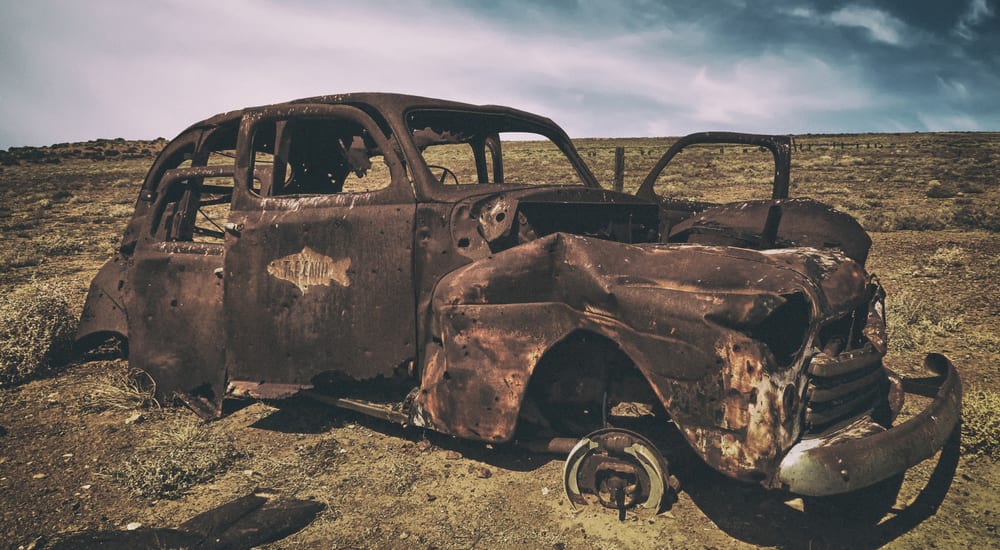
[124,242,226,415]
[223,202,416,385]
[75,254,129,350]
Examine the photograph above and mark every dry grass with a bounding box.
[111,422,244,499]
[0,279,78,387]
[928,245,968,268]
[961,384,1000,459]
[77,359,159,412]
[887,289,963,353]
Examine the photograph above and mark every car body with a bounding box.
[76,93,961,510]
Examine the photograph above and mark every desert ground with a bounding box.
[1,132,998,548]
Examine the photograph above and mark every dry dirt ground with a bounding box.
[1,133,998,549]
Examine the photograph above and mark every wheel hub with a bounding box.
[563,428,669,519]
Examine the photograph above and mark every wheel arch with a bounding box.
[518,329,664,437]
[75,256,129,355]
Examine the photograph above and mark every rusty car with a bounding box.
[76,93,961,518]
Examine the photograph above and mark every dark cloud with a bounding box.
[1,0,998,148]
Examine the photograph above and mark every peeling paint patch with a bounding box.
[267,246,351,292]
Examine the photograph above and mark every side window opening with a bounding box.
[152,167,235,242]
[148,123,242,243]
[190,176,233,241]
[652,144,774,203]
[250,117,393,196]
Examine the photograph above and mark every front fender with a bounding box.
[414,302,579,442]
[413,232,868,484]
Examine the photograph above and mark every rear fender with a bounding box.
[75,255,129,352]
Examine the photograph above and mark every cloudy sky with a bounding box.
[2,0,998,148]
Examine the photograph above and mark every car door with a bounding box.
[224,104,416,397]
[123,125,240,417]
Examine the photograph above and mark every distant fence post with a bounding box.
[613,147,625,192]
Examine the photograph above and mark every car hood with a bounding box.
[434,231,870,330]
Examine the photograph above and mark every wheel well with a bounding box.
[519,330,661,437]
[74,331,129,360]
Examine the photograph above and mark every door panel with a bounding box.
[224,105,416,391]
[225,203,414,384]
[127,243,226,410]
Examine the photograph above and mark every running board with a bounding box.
[300,390,409,424]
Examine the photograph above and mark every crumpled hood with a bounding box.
[434,231,870,331]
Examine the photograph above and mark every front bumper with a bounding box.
[776,353,961,496]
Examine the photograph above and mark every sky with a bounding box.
[1,0,999,149]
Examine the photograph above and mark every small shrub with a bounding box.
[113,423,243,499]
[888,290,962,352]
[861,210,894,232]
[925,180,957,199]
[51,190,73,202]
[961,385,1000,459]
[928,246,967,268]
[34,233,84,257]
[894,208,950,231]
[78,361,159,412]
[0,250,43,271]
[0,280,78,387]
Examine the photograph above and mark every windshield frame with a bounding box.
[403,107,602,195]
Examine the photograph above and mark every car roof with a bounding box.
[178,93,560,136]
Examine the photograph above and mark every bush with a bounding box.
[957,181,985,194]
[34,233,84,257]
[928,246,967,268]
[78,360,159,412]
[925,180,957,198]
[953,204,1000,232]
[113,423,243,499]
[893,208,950,231]
[962,385,1000,459]
[0,280,78,387]
[887,290,962,353]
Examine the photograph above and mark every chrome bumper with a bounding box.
[777,353,961,496]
